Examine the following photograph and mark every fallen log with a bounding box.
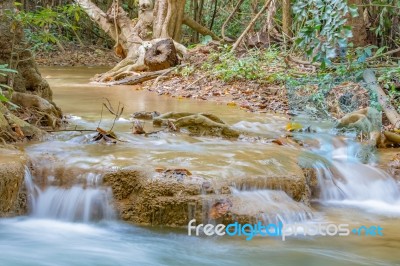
[363,69,400,128]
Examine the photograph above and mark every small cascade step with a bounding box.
[24,167,115,222]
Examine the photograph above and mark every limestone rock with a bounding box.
[0,148,28,217]
[153,112,240,138]
[102,165,311,226]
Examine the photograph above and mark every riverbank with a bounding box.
[35,44,400,120]
[35,44,119,67]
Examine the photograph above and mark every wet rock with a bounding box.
[102,168,207,226]
[131,111,160,120]
[388,153,400,180]
[0,148,28,217]
[337,107,381,134]
[0,102,45,141]
[209,199,232,219]
[153,112,240,138]
[102,164,312,226]
[230,174,309,203]
[381,131,400,148]
[220,189,314,225]
[11,92,59,117]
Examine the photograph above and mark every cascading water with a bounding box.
[309,135,400,215]
[24,167,115,222]
[231,188,314,224]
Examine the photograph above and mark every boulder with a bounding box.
[102,164,312,226]
[153,112,240,138]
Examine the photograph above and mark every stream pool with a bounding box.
[1,67,399,266]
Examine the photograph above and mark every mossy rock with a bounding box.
[153,112,240,138]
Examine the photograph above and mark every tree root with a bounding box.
[94,38,187,83]
[108,68,174,85]
[0,103,45,142]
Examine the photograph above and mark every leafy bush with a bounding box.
[0,64,17,104]
[9,3,84,51]
[293,0,359,67]
[200,45,288,83]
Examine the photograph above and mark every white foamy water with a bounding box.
[311,137,400,216]
[24,168,115,222]
[32,186,115,222]
[231,189,314,224]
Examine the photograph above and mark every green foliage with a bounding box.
[331,45,386,74]
[197,45,293,83]
[0,64,18,77]
[180,65,196,77]
[10,3,84,51]
[371,0,400,47]
[293,0,357,67]
[378,67,400,90]
[202,46,261,81]
[0,65,17,104]
[377,66,400,112]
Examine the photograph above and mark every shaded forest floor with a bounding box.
[35,44,119,67]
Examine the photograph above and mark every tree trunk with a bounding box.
[347,0,367,47]
[153,0,186,41]
[282,0,292,38]
[75,0,189,82]
[144,39,179,71]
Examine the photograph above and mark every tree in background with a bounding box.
[14,0,400,73]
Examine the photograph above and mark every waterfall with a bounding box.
[24,167,39,212]
[24,167,115,222]
[310,137,400,215]
[231,188,314,224]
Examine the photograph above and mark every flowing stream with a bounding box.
[311,137,400,215]
[1,67,400,265]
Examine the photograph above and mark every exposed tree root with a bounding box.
[108,68,174,85]
[0,103,45,142]
[94,38,186,83]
